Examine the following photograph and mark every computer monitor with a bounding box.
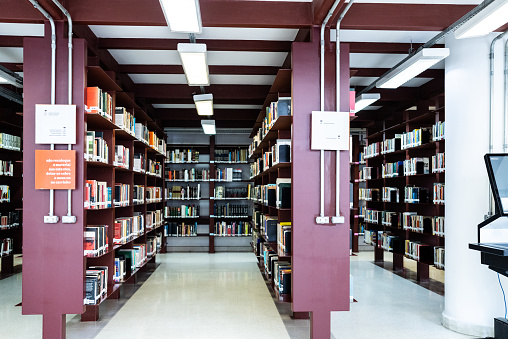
[485,154,508,215]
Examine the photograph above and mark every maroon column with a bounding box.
[22,22,86,338]
[292,27,351,338]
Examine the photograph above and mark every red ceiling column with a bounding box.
[291,27,350,338]
[22,21,86,338]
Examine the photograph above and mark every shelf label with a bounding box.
[35,150,76,190]
[35,104,77,144]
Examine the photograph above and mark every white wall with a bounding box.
[443,32,508,337]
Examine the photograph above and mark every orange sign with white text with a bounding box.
[35,150,76,190]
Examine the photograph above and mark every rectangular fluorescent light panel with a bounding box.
[159,0,202,33]
[177,43,209,86]
[201,119,216,135]
[193,93,213,116]
[455,0,508,39]
[355,93,381,112]
[376,48,449,89]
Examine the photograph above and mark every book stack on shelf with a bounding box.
[248,91,293,302]
[360,107,445,280]
[81,67,167,321]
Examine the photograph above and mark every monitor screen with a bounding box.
[485,154,508,214]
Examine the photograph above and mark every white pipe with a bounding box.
[334,0,354,223]
[28,0,57,219]
[51,0,74,219]
[504,38,508,153]
[318,0,343,222]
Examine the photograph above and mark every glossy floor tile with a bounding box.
[0,252,479,338]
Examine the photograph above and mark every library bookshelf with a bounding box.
[0,107,22,275]
[164,137,252,253]
[82,65,167,321]
[249,69,294,305]
[362,107,445,280]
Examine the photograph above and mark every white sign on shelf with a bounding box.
[35,104,77,144]
[311,111,350,151]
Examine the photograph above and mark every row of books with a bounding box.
[433,121,445,141]
[364,143,379,159]
[380,233,401,252]
[114,246,148,282]
[0,211,20,229]
[432,153,445,173]
[115,107,135,136]
[277,222,291,256]
[250,139,291,177]
[114,145,129,169]
[147,234,162,255]
[114,183,130,207]
[401,128,431,150]
[214,148,248,163]
[214,186,248,199]
[85,266,108,305]
[0,133,21,152]
[146,186,162,203]
[164,205,200,218]
[85,131,109,164]
[249,97,292,157]
[86,87,113,121]
[434,246,445,269]
[433,216,445,237]
[214,221,250,236]
[359,166,373,181]
[148,131,166,156]
[363,208,444,232]
[168,184,200,200]
[433,183,445,205]
[166,168,210,181]
[146,209,164,230]
[382,187,399,203]
[215,167,243,181]
[164,222,197,236]
[84,225,108,257]
[254,212,278,242]
[213,203,249,217]
[0,159,14,176]
[1,238,12,256]
[263,243,291,296]
[133,185,144,204]
[250,179,291,208]
[114,214,145,244]
[85,180,111,209]
[147,159,162,177]
[166,149,200,163]
[381,135,402,155]
[364,230,377,246]
[405,240,433,262]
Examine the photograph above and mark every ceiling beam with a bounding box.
[135,84,270,100]
[152,109,259,120]
[145,98,264,106]
[0,36,24,48]
[161,119,255,129]
[0,63,23,72]
[98,38,292,52]
[351,68,444,79]
[313,0,345,25]
[349,42,445,54]
[119,64,280,75]
[341,4,475,31]
[65,0,312,28]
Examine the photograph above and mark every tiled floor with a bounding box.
[0,252,477,338]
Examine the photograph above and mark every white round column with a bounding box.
[443,33,508,337]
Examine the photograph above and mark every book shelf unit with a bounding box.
[164,139,252,253]
[249,69,293,304]
[82,66,167,321]
[362,108,445,281]
[349,135,365,254]
[0,109,22,275]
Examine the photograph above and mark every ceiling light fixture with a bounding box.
[177,43,209,86]
[0,66,23,88]
[376,48,450,89]
[193,93,213,116]
[355,93,381,112]
[201,119,216,135]
[455,0,508,39]
[159,0,202,34]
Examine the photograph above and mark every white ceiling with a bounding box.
[129,74,277,85]
[89,26,299,41]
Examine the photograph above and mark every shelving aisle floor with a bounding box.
[0,252,476,338]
